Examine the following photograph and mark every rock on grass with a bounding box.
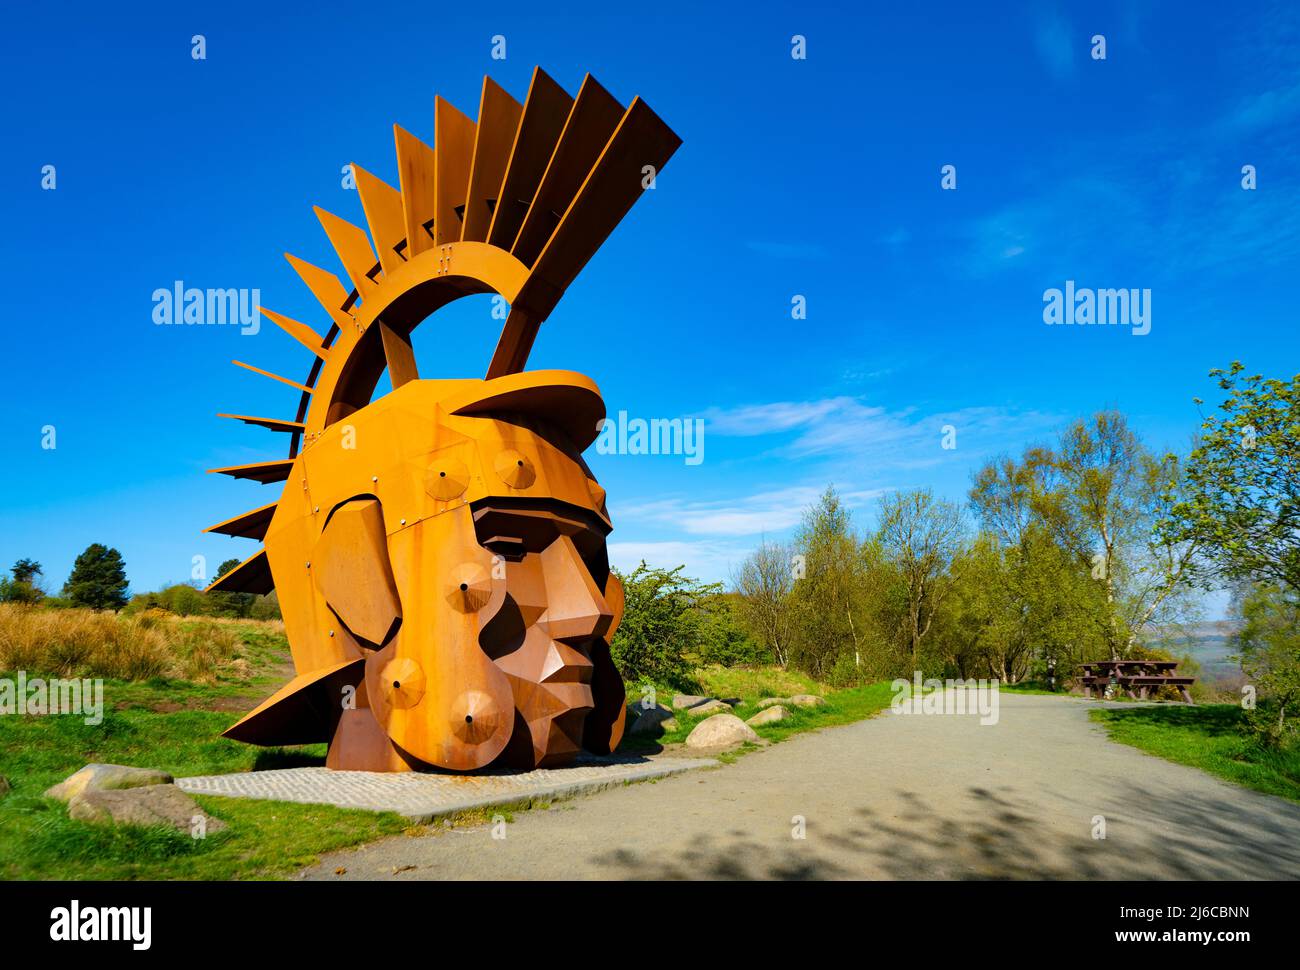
[789,694,827,708]
[628,705,678,736]
[68,784,227,834]
[685,713,759,749]
[685,699,733,716]
[44,763,174,802]
[672,694,711,710]
[747,705,790,726]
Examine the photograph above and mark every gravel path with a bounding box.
[299,693,1300,880]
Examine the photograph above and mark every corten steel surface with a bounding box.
[203,68,680,772]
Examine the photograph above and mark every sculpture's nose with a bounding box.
[539,535,613,646]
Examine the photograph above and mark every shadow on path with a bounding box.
[587,780,1300,880]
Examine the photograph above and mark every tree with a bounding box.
[931,534,1005,679]
[1234,582,1300,748]
[608,562,704,690]
[63,544,129,610]
[787,487,866,680]
[732,539,794,667]
[694,592,767,667]
[974,411,1195,660]
[0,559,44,604]
[209,558,255,617]
[875,488,966,671]
[1161,363,1300,595]
[12,559,41,585]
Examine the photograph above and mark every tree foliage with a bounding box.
[608,563,708,690]
[731,539,794,667]
[63,544,129,611]
[971,411,1194,660]
[876,488,966,669]
[1161,363,1300,595]
[1234,582,1300,748]
[0,559,44,604]
[786,487,868,681]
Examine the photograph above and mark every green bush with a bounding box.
[694,593,769,667]
[609,563,703,691]
[1236,583,1300,749]
[122,584,281,621]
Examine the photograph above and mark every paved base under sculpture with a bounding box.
[177,754,718,822]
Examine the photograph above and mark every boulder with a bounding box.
[627,704,677,736]
[672,694,712,710]
[747,705,789,726]
[67,784,227,834]
[788,694,827,708]
[756,697,789,709]
[684,699,732,716]
[44,763,174,803]
[685,713,759,750]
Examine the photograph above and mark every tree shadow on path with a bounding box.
[586,780,1300,880]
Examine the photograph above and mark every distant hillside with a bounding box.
[1155,620,1243,684]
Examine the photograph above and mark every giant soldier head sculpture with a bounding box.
[204,69,680,771]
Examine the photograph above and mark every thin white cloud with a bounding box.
[620,483,891,538]
[607,539,753,582]
[700,396,1063,467]
[1222,82,1300,132]
[699,397,866,438]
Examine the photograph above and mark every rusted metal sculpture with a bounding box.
[204,68,679,771]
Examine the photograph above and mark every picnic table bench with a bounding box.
[1078,660,1195,704]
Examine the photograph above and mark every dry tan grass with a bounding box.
[0,604,278,683]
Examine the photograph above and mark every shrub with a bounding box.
[609,563,703,691]
[695,592,769,667]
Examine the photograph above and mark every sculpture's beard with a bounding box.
[479,593,601,768]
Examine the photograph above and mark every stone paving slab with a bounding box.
[177,754,718,822]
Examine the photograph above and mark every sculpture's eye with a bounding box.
[426,456,470,501]
[494,449,536,489]
[446,563,492,613]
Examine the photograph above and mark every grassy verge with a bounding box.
[618,674,897,756]
[0,605,900,878]
[0,613,411,880]
[0,706,409,880]
[694,663,831,702]
[1090,704,1300,803]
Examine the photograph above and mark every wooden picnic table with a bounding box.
[1077,660,1195,703]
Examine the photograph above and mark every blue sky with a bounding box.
[2,1,1297,619]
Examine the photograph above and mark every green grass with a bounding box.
[693,664,830,703]
[0,629,899,880]
[0,706,409,880]
[618,679,898,754]
[1090,704,1300,803]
